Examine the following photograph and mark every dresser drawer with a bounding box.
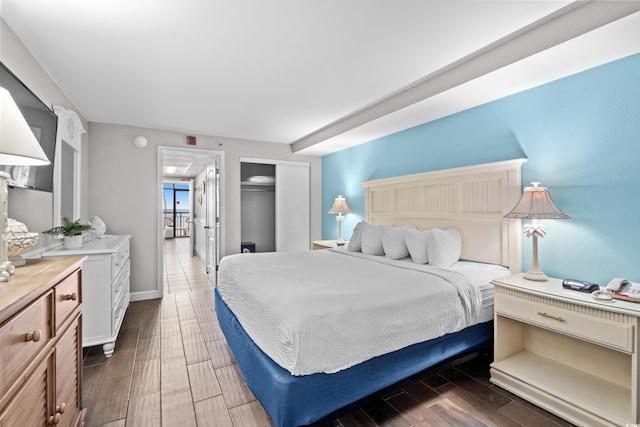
[112,287,129,336]
[54,270,81,331]
[0,353,50,427]
[110,241,130,281]
[495,293,634,353]
[112,261,130,308]
[0,291,53,397]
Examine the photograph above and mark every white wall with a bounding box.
[0,18,89,233]
[88,123,322,297]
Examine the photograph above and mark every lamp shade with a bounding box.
[0,87,50,166]
[505,182,570,219]
[328,195,351,214]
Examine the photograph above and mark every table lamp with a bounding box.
[505,182,569,281]
[328,195,351,243]
[0,87,51,280]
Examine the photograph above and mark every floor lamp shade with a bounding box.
[328,195,351,243]
[505,182,569,281]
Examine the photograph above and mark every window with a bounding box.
[163,183,190,237]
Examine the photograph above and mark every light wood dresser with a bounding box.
[491,273,640,427]
[0,256,85,427]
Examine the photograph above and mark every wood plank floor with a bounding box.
[82,238,575,427]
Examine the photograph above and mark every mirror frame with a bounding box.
[52,106,85,226]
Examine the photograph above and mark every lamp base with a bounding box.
[523,227,547,282]
[523,270,548,281]
[9,257,26,267]
[0,260,15,282]
[335,214,344,243]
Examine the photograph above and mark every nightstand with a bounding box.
[312,240,348,250]
[490,273,640,427]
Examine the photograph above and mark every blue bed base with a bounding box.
[214,287,492,427]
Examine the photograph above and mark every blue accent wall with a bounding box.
[322,53,640,285]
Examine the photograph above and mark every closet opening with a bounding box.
[241,162,276,253]
[240,157,310,253]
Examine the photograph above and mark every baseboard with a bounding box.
[130,290,162,302]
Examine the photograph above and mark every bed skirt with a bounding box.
[214,287,493,427]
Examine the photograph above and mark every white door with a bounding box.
[205,165,219,283]
[275,162,310,251]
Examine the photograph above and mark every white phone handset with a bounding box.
[607,278,629,293]
[592,278,629,301]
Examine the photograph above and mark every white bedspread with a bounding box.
[217,249,509,376]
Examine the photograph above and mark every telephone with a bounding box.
[606,278,629,292]
[591,278,630,301]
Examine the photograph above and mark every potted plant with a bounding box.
[44,217,93,249]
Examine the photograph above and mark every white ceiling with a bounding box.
[159,147,220,180]
[2,0,640,160]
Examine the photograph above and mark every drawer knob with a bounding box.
[56,403,67,414]
[26,329,42,342]
[48,413,60,425]
[537,312,565,322]
[62,292,77,301]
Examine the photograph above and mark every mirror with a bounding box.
[52,106,84,226]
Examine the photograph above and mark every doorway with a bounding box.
[157,146,224,297]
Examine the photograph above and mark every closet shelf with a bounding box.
[241,181,275,186]
[241,181,275,191]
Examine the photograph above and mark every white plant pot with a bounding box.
[64,235,83,250]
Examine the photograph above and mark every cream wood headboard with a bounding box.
[362,159,527,274]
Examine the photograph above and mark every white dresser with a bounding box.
[42,235,131,357]
[491,274,640,427]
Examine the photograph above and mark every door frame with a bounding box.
[205,165,219,284]
[157,146,225,297]
[240,157,310,252]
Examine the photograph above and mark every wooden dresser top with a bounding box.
[0,256,85,324]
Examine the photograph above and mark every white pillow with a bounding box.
[347,221,363,252]
[427,228,462,267]
[405,228,432,264]
[382,226,412,260]
[360,222,385,256]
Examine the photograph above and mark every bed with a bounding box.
[216,159,526,426]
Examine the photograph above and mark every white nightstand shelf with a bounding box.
[491,274,640,427]
[312,240,348,250]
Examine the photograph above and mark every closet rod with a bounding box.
[241,188,275,192]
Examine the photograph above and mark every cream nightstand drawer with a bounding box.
[495,292,634,353]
